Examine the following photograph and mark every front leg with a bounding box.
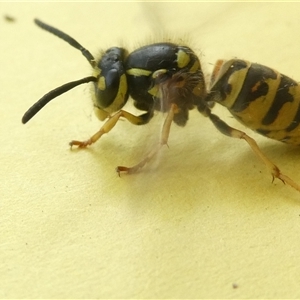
[70,109,153,148]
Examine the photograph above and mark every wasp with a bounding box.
[22,19,300,192]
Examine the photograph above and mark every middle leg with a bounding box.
[116,104,177,174]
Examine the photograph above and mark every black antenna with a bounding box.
[34,19,96,68]
[22,76,97,124]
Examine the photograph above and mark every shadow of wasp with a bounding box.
[22,19,300,193]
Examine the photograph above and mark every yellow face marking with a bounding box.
[126,68,152,77]
[92,67,101,78]
[105,73,128,113]
[98,76,106,91]
[177,49,190,68]
[94,106,110,121]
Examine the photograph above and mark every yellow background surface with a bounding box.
[2,2,300,298]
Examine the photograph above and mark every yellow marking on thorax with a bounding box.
[105,73,128,114]
[126,68,152,77]
[98,76,106,91]
[189,59,200,73]
[177,49,190,68]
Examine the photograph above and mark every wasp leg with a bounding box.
[70,109,152,148]
[209,113,300,193]
[116,104,176,175]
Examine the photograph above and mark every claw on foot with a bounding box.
[69,139,93,148]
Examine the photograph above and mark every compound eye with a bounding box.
[96,69,121,108]
[105,69,119,91]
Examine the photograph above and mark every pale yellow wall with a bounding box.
[2,1,300,298]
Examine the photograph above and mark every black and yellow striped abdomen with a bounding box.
[207,59,300,145]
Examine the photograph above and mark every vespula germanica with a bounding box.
[22,19,300,193]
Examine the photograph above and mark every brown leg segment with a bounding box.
[70,110,152,148]
[209,113,300,193]
[116,104,176,175]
